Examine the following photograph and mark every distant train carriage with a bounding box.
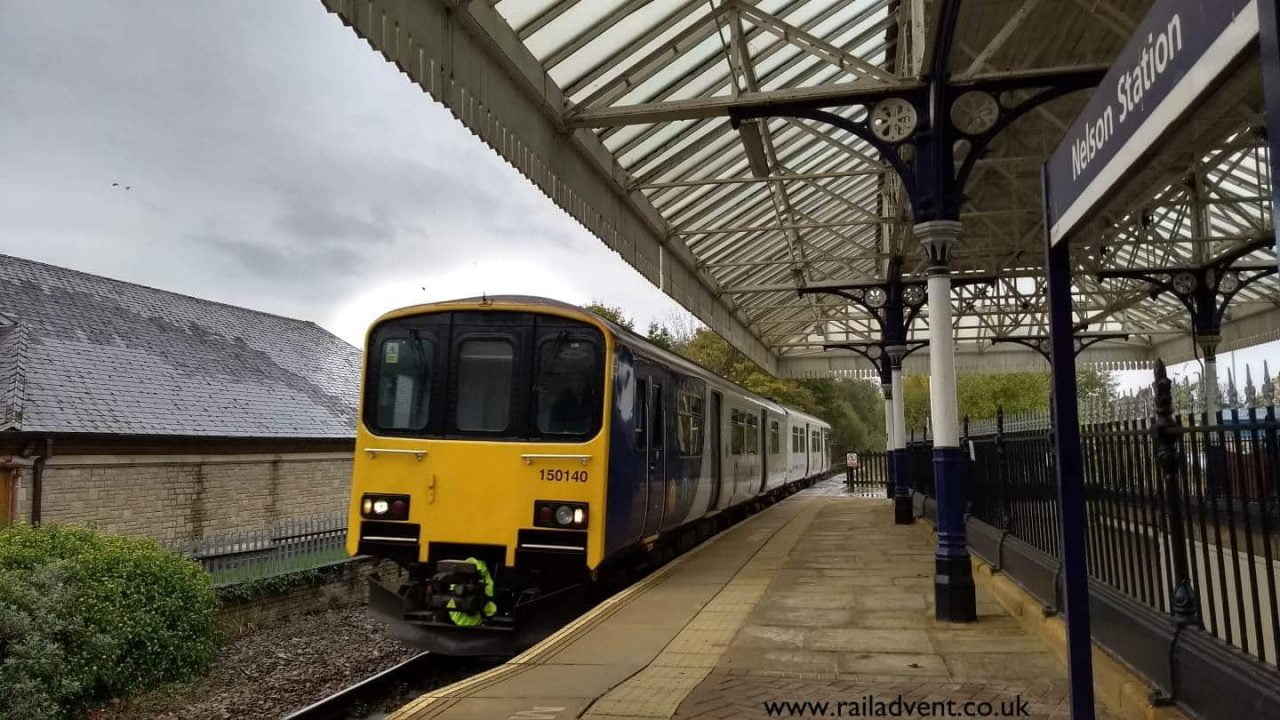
[348,296,832,655]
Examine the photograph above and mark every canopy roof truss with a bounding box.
[321,0,1278,378]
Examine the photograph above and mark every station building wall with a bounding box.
[0,437,355,544]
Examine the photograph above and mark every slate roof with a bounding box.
[0,254,361,438]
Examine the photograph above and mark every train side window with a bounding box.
[634,379,648,448]
[770,421,780,454]
[374,335,433,430]
[745,414,759,455]
[677,391,703,456]
[454,338,514,432]
[730,409,745,455]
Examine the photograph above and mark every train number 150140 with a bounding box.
[539,468,589,483]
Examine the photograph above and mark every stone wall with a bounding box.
[9,452,353,543]
[215,558,404,639]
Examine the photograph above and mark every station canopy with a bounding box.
[321,0,1278,379]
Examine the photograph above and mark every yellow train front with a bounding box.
[348,296,831,656]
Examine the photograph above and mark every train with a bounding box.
[347,296,833,655]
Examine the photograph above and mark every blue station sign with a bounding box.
[1046,0,1259,245]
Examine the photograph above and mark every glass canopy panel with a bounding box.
[475,0,1274,365]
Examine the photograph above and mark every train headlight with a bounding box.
[554,505,575,526]
[533,501,588,529]
[360,494,410,520]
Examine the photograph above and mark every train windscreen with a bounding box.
[364,311,604,441]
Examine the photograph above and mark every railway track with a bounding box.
[282,652,461,720]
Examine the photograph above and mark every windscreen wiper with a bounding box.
[532,330,569,392]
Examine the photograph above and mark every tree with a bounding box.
[647,322,677,351]
[899,368,1119,434]
[584,302,633,330]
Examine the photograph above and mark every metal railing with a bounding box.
[911,394,1280,667]
[846,451,890,497]
[168,513,348,586]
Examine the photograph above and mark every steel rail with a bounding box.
[282,652,438,720]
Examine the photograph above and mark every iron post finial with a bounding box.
[1246,365,1258,407]
[1264,360,1275,406]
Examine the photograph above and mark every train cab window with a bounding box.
[455,339,514,432]
[373,335,434,430]
[770,421,780,454]
[533,335,599,436]
[677,391,704,456]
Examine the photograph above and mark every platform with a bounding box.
[390,478,1110,720]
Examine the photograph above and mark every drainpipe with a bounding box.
[29,438,52,526]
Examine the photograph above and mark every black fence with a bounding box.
[962,404,1280,666]
[846,451,889,496]
[916,399,1274,666]
[908,404,1280,718]
[910,399,1280,672]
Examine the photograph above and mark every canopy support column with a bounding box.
[882,372,896,500]
[917,220,975,622]
[889,351,911,524]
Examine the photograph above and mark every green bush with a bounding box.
[0,524,218,719]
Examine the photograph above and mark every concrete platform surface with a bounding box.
[390,478,1111,720]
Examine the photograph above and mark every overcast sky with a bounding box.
[2,0,1276,398]
[0,0,689,347]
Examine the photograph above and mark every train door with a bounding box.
[759,409,769,492]
[709,391,722,509]
[638,363,667,538]
[804,423,811,477]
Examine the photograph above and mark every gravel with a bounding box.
[92,607,460,720]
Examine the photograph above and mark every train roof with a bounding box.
[391,296,828,428]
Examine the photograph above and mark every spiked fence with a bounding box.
[909,363,1280,668]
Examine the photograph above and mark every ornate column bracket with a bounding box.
[989,332,1131,363]
[1096,238,1275,341]
[822,340,929,373]
[724,67,1106,221]
[1099,238,1273,417]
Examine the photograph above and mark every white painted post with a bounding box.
[892,366,907,453]
[916,219,974,622]
[918,221,962,448]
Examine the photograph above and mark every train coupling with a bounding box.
[422,559,492,615]
[367,572,586,657]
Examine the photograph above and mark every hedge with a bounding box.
[0,525,218,719]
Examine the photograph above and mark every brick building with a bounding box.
[0,254,362,542]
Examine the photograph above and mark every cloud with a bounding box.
[0,0,693,352]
